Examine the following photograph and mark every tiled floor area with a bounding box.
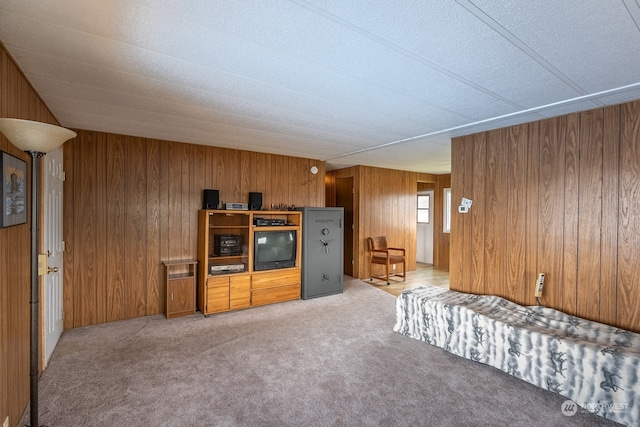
[362,263,449,297]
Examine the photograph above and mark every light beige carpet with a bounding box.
[22,279,618,426]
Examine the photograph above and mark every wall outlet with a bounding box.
[534,273,545,298]
[392,264,396,270]
[3,415,9,427]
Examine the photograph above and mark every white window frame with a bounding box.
[443,188,452,233]
[417,194,430,224]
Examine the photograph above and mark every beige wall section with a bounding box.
[327,165,450,279]
[451,100,640,334]
[62,130,326,329]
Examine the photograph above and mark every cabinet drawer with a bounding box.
[207,276,230,288]
[251,269,300,290]
[252,283,300,306]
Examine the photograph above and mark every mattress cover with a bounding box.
[393,285,639,426]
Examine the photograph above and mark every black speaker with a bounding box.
[249,192,262,210]
[203,189,219,210]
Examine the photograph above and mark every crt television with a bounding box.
[254,230,297,271]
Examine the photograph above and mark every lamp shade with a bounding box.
[0,118,76,153]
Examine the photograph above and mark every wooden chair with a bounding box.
[367,236,406,285]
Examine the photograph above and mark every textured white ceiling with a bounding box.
[1,0,639,173]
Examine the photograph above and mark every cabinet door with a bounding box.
[230,275,251,310]
[167,278,196,318]
[207,276,230,313]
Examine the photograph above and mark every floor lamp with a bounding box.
[0,118,76,427]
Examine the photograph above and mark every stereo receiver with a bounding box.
[214,234,243,256]
[226,203,248,210]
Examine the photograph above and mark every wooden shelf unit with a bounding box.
[163,259,197,319]
[197,210,302,316]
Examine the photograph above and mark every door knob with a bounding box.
[38,254,60,276]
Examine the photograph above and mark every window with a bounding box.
[417,194,430,223]
[443,188,452,233]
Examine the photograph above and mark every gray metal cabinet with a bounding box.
[297,207,344,299]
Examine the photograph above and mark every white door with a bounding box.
[416,191,434,264]
[44,148,64,365]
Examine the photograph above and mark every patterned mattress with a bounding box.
[393,285,640,427]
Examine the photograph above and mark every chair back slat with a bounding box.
[369,236,388,251]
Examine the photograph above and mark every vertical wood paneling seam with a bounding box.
[470,136,475,293]
[94,136,101,324]
[98,133,109,324]
[483,133,489,294]
[507,129,512,299]
[555,117,568,309]
[572,114,580,314]
[72,138,81,326]
[527,123,536,301]
[558,120,565,308]
[528,125,535,301]
[597,113,603,319]
[472,135,479,293]
[598,107,615,325]
[145,139,151,315]
[614,107,622,323]
[535,121,541,295]
[506,131,511,299]
[564,116,580,313]
[457,138,464,290]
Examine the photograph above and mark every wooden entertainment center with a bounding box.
[197,209,302,316]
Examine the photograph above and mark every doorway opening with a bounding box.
[416,190,434,265]
[335,177,354,276]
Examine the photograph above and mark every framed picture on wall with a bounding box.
[1,151,27,228]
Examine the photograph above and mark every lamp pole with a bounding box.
[0,118,76,427]
[27,150,45,427]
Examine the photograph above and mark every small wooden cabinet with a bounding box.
[197,210,302,316]
[163,260,197,319]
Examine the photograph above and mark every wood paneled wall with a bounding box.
[326,166,448,278]
[451,101,640,333]
[63,130,325,328]
[0,44,60,427]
